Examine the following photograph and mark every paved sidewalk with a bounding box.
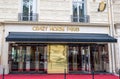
[0,74,118,79]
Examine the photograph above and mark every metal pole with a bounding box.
[119,69,120,79]
[2,67,5,79]
[64,69,66,79]
[92,69,94,79]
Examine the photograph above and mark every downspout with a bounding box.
[0,23,1,65]
[107,0,116,73]
[0,22,5,70]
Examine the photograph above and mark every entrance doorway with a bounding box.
[68,44,109,73]
[47,44,67,73]
[8,43,109,74]
[68,45,91,73]
[9,44,47,73]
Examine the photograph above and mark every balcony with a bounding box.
[71,15,90,23]
[18,13,38,21]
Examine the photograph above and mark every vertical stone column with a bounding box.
[19,46,23,71]
[26,46,30,71]
[87,46,91,72]
[81,47,85,71]
[35,47,39,71]
[44,46,47,72]
[108,44,112,72]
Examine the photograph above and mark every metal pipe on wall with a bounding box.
[107,0,116,73]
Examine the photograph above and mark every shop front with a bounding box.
[0,22,116,74]
[6,32,117,74]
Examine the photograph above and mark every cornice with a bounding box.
[2,21,109,27]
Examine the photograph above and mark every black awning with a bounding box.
[6,32,117,43]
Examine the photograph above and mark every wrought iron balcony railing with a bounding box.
[71,15,90,23]
[18,13,38,21]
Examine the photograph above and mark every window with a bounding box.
[19,0,38,21]
[72,0,89,22]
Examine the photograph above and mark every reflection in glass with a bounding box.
[9,44,109,73]
[9,44,46,73]
[11,47,19,71]
[68,44,109,73]
[81,46,90,71]
[68,46,80,72]
[23,0,33,21]
[72,0,85,22]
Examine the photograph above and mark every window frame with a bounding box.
[21,0,37,21]
[72,0,87,22]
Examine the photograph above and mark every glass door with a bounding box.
[9,46,26,72]
[68,46,82,73]
[9,46,19,71]
[90,44,109,72]
[38,46,47,72]
[16,46,26,72]
[68,45,91,73]
[9,44,47,73]
[30,46,47,72]
[68,46,79,72]
[81,46,91,72]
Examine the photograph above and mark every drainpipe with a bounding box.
[0,23,5,73]
[107,0,116,73]
[0,23,1,65]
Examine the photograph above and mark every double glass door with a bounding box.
[68,44,109,73]
[68,45,91,73]
[9,45,47,73]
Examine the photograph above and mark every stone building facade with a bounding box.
[0,0,119,74]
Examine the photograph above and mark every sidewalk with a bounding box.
[0,74,119,79]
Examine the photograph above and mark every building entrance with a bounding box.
[8,43,109,74]
[68,45,91,73]
[68,44,109,73]
[9,44,47,73]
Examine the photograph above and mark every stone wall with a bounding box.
[87,0,109,23]
[0,0,120,23]
[113,0,120,23]
[0,0,19,21]
[38,0,71,22]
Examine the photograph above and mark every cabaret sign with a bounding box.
[32,26,80,32]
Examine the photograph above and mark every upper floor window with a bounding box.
[18,0,38,21]
[72,0,89,22]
